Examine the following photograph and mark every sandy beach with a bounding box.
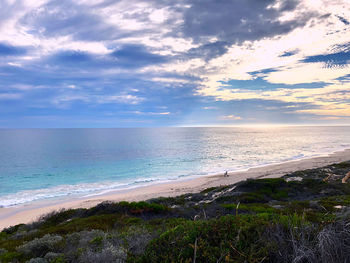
[1,148,349,230]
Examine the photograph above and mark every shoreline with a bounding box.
[2,146,349,208]
[1,148,349,230]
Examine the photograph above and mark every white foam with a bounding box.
[0,175,187,207]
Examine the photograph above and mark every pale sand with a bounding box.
[1,149,349,230]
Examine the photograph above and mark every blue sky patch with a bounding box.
[302,51,350,68]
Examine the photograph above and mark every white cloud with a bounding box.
[0,93,22,99]
[202,106,217,110]
[96,94,144,105]
[192,0,350,118]
[265,63,350,85]
[220,115,242,120]
[52,93,144,108]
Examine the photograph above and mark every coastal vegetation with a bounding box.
[1,161,350,262]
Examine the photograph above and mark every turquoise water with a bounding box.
[0,127,349,207]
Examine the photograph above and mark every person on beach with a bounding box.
[224,171,228,177]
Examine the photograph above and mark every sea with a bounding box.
[0,126,349,207]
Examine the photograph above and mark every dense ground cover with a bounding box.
[1,161,350,262]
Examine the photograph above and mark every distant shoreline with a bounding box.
[0,148,349,230]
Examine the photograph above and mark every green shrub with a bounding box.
[2,224,26,235]
[44,252,64,262]
[63,230,125,263]
[27,257,47,263]
[143,215,272,262]
[125,226,153,256]
[17,234,63,258]
[238,192,266,203]
[0,251,22,263]
[333,162,350,169]
[200,187,218,194]
[222,203,277,214]
[44,214,119,234]
[35,209,79,229]
[119,201,169,214]
[0,248,7,255]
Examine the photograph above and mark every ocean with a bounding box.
[0,126,349,207]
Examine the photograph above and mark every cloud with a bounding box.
[0,0,350,126]
[186,41,229,61]
[21,0,122,41]
[96,94,144,105]
[265,62,349,84]
[199,80,350,117]
[190,0,350,121]
[42,44,169,71]
[220,115,242,121]
[51,93,144,109]
[110,44,169,68]
[182,0,315,44]
[0,0,23,26]
[202,106,217,110]
[48,50,92,66]
[0,93,22,100]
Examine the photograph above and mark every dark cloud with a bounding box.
[17,0,318,63]
[186,41,229,61]
[44,45,169,69]
[278,0,300,11]
[110,45,169,67]
[51,50,92,64]
[181,0,314,44]
[20,0,177,42]
[302,51,350,68]
[18,0,316,54]
[0,43,27,56]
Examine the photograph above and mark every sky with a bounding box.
[0,0,349,127]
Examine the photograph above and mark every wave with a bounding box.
[0,175,186,207]
[1,146,349,208]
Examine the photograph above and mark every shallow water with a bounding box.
[0,126,349,207]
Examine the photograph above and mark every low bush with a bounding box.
[27,257,47,263]
[332,161,350,169]
[17,234,63,258]
[221,203,277,214]
[0,251,22,263]
[78,245,126,263]
[143,215,272,262]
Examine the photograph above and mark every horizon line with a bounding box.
[0,124,350,129]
